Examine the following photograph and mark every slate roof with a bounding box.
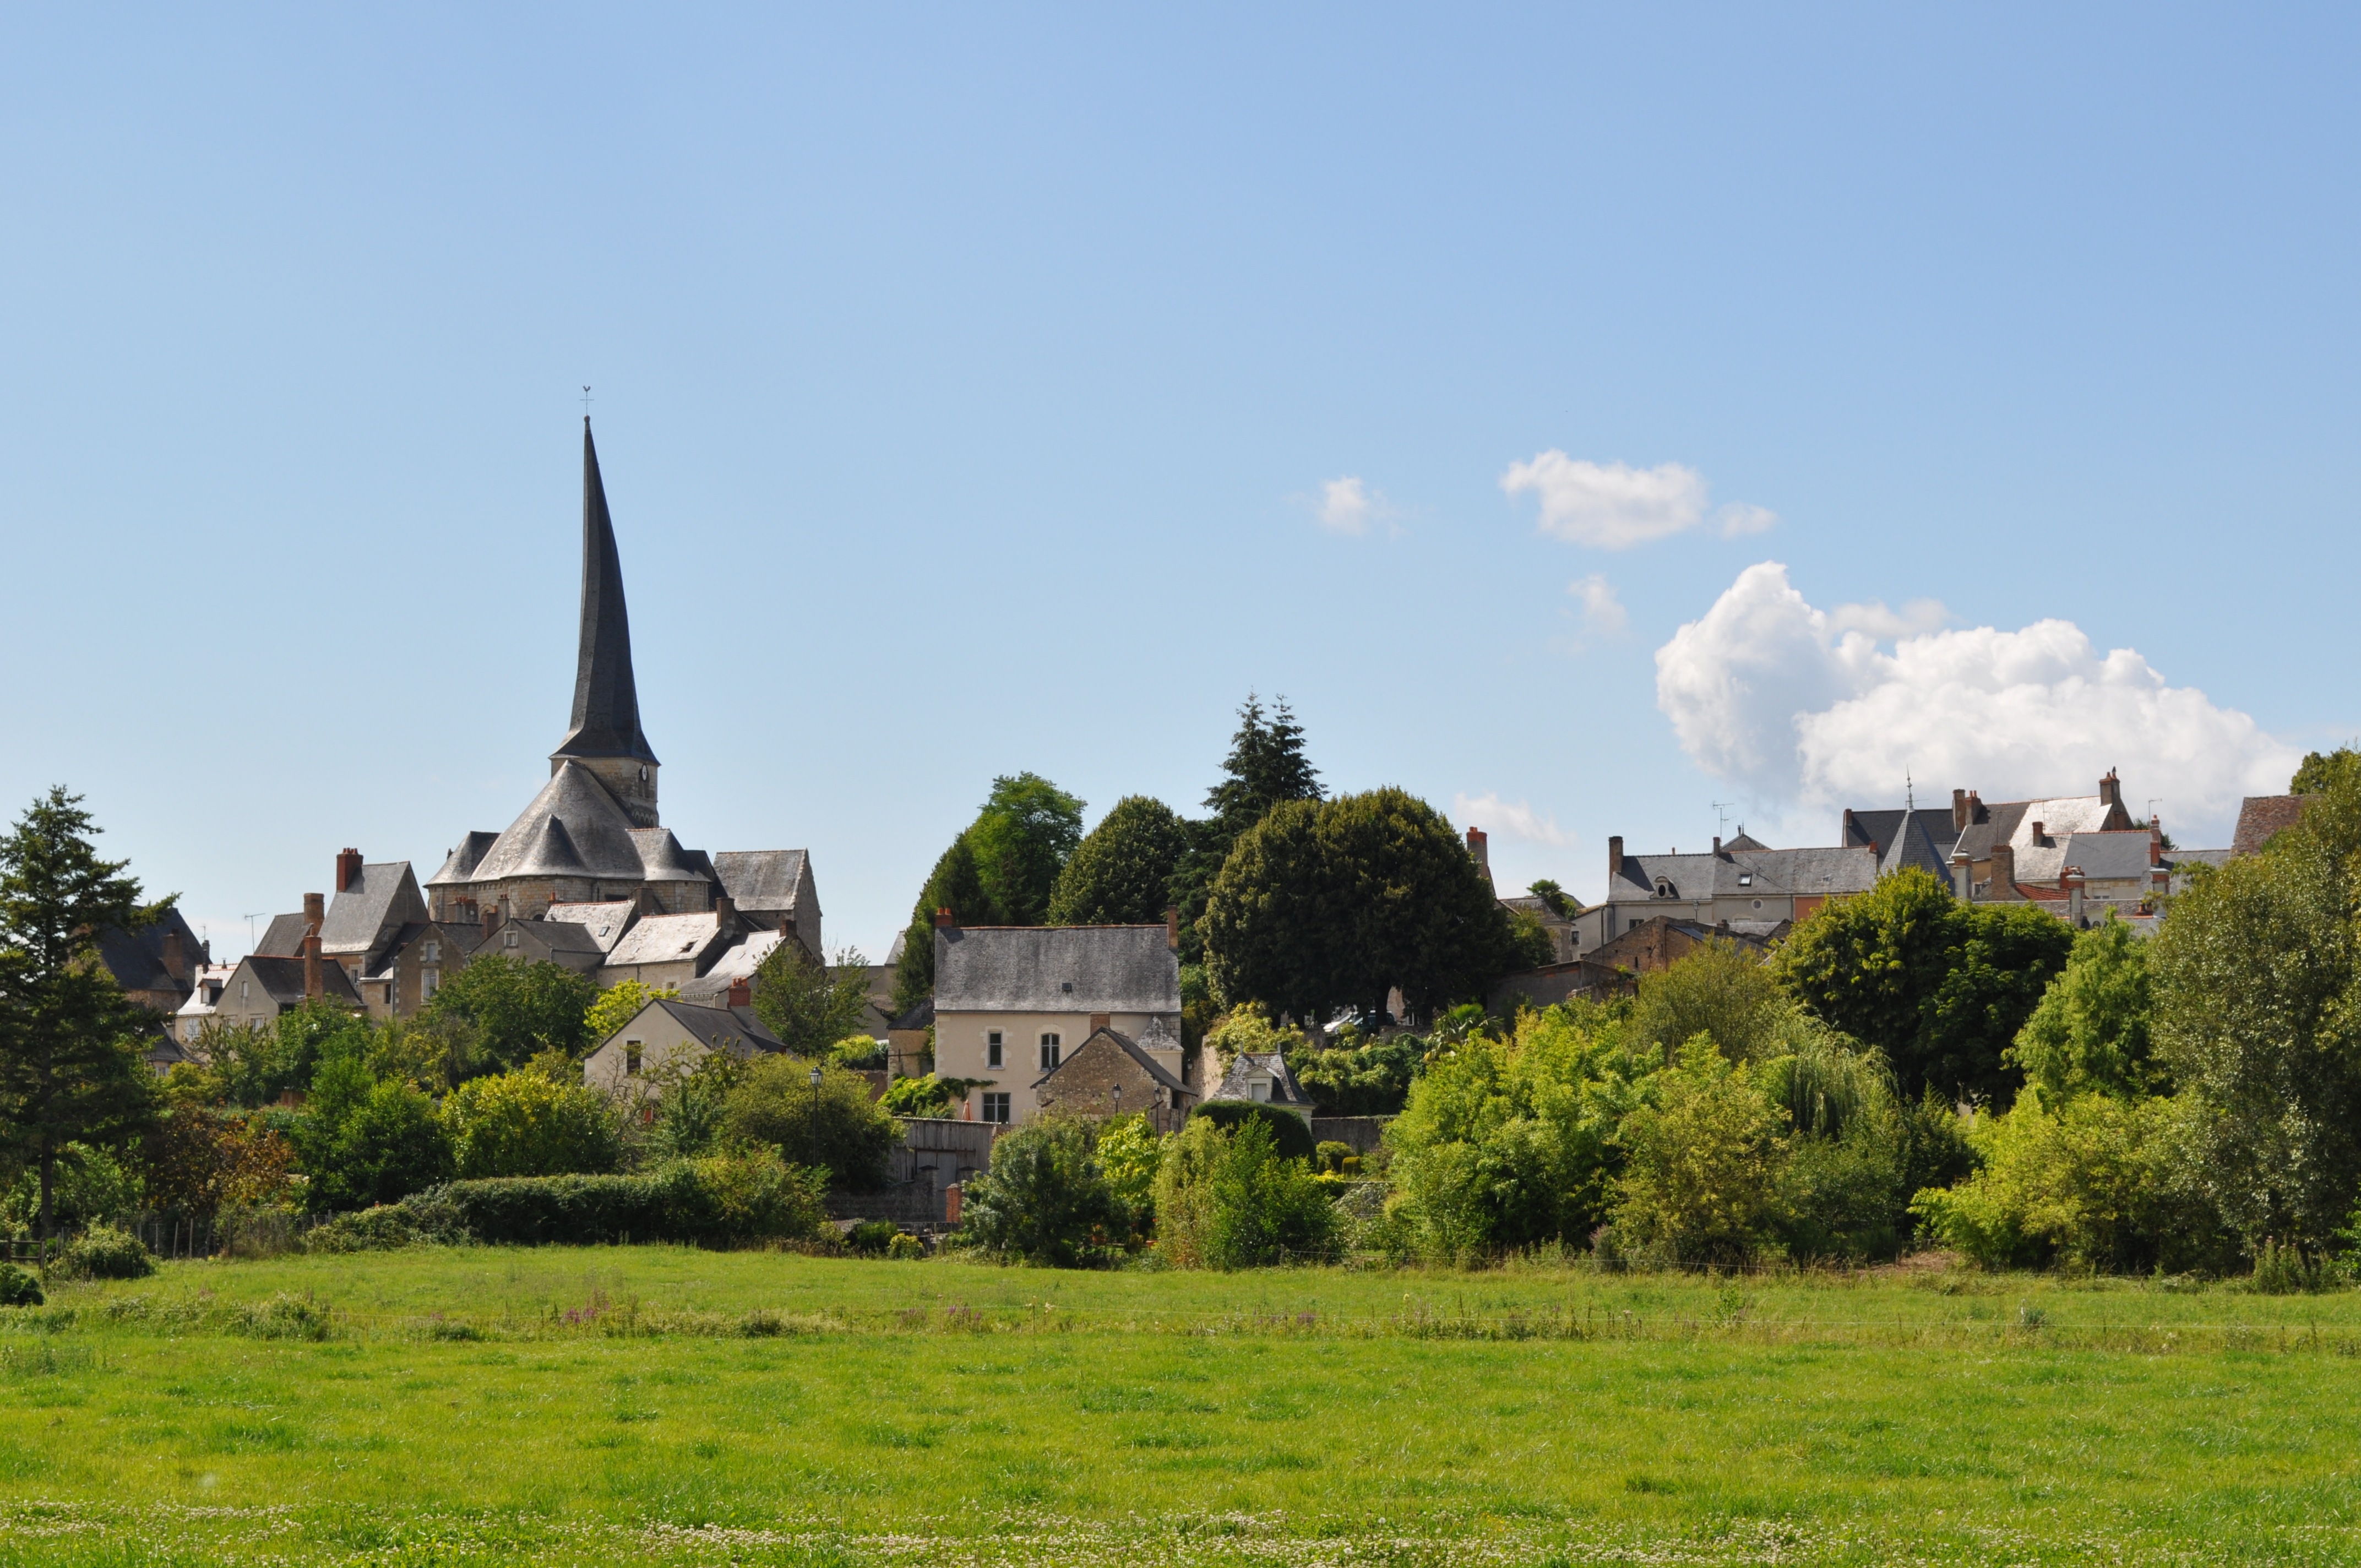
[319,863,425,957]
[94,906,203,997]
[499,918,612,966]
[676,930,791,1005]
[1207,1049,1314,1112]
[254,912,311,957]
[551,421,659,767]
[1603,846,1876,905]
[1951,793,2131,865]
[623,998,784,1059]
[467,763,653,885]
[1722,830,1772,852]
[934,925,1182,1014]
[543,901,637,954]
[2232,796,2312,858]
[630,827,710,884]
[426,832,501,890]
[1033,1026,1190,1097]
[240,955,362,1008]
[890,997,934,1031]
[2056,831,2159,884]
[1843,808,1962,878]
[712,850,812,913]
[603,911,727,970]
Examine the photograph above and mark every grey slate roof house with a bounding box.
[1568,835,1875,955]
[94,906,206,1015]
[582,995,787,1098]
[1205,1048,1314,1123]
[932,916,1186,1128]
[1034,1024,1196,1133]
[418,420,819,968]
[319,852,430,979]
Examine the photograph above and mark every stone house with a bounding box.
[94,906,207,1016]
[1567,834,1873,954]
[596,907,747,990]
[211,894,364,1032]
[1941,771,2138,894]
[581,993,786,1098]
[931,915,1185,1128]
[1205,1049,1314,1123]
[1585,914,1778,974]
[171,963,237,1044]
[1033,1024,1196,1133]
[479,912,612,977]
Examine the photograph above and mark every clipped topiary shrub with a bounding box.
[0,1265,43,1306]
[54,1226,155,1281]
[1190,1102,1317,1164]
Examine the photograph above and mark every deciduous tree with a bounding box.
[1047,796,1188,926]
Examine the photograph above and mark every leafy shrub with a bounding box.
[53,1225,155,1281]
[2248,1239,2332,1295]
[1314,1140,1359,1175]
[311,1152,826,1250]
[1611,1038,1787,1266]
[880,1074,956,1119]
[303,1079,454,1211]
[958,1118,1127,1267]
[1287,1032,1422,1116]
[1,1142,143,1234]
[1094,1113,1164,1232]
[846,1219,901,1256]
[886,1232,926,1260]
[237,1293,332,1340]
[1189,1101,1316,1163]
[443,1070,624,1179]
[720,1057,900,1190]
[1153,1115,1340,1269]
[0,1265,42,1307]
[1909,1091,2229,1273]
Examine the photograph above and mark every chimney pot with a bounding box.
[726,976,750,1008]
[933,907,955,929]
[335,848,363,894]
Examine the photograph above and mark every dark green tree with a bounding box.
[750,941,875,1056]
[2006,917,2159,1101]
[967,772,1086,927]
[1525,878,1577,919]
[891,836,999,1015]
[1771,867,2071,1102]
[292,1047,452,1212]
[1201,798,1340,1023]
[2289,745,2361,796]
[1047,796,1188,925]
[719,1057,900,1190]
[0,789,164,1238]
[2151,768,2361,1254]
[1171,695,1325,964]
[956,1117,1126,1266]
[421,955,597,1070]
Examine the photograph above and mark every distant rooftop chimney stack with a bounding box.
[726,976,750,1009]
[335,848,363,893]
[714,892,735,928]
[1950,849,1972,902]
[2031,821,2045,845]
[1952,788,1968,831]
[1608,836,1624,879]
[1713,836,1722,857]
[934,907,955,929]
[302,892,325,1001]
[1466,826,1489,876]
[2099,769,2121,808]
[2150,820,2164,867]
[1165,905,1180,952]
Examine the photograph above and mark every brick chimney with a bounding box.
[482,901,500,942]
[1090,1012,1111,1035]
[302,892,325,1001]
[1712,836,1722,857]
[1952,788,1969,831]
[2150,820,2163,867]
[1165,905,1180,951]
[934,906,955,929]
[1990,842,2016,894]
[1466,826,1489,871]
[161,924,186,985]
[2030,821,2044,846]
[335,848,363,893]
[726,976,750,1009]
[2099,769,2121,809]
[1608,836,1624,879]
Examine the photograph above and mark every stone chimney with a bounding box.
[1608,836,1624,879]
[2150,820,2164,867]
[302,892,325,1001]
[2099,769,2121,809]
[726,976,750,1009]
[1990,842,2016,894]
[714,892,735,930]
[1950,850,1972,902]
[1952,788,1969,831]
[482,901,500,942]
[335,848,363,893]
[161,924,186,985]
[2065,869,2086,925]
[1712,836,1722,857]
[934,907,955,929]
[1466,826,1489,874]
[1165,906,1180,951]
[1842,807,1857,843]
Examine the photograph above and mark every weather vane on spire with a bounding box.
[581,384,593,420]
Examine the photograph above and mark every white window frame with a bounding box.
[981,1091,1011,1124]
[1039,1032,1061,1071]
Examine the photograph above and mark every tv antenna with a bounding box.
[242,913,268,951]
[1712,801,1731,837]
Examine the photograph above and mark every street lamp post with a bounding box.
[808,1064,823,1172]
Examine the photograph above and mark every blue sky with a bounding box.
[3,6,2354,960]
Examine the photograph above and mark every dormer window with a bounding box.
[1655,879,1678,899]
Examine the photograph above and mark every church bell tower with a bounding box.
[550,418,662,827]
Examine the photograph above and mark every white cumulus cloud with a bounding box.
[1316,476,1378,535]
[1653,562,2298,841]
[1455,792,1575,849]
[1502,454,1707,548]
[1569,573,1629,635]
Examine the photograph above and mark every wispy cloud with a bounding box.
[1502,451,1777,549]
[1455,791,1575,848]
[1315,475,1380,535]
[1716,502,1780,537]
[1569,573,1628,635]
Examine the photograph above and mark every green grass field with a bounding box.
[5,1248,2361,1565]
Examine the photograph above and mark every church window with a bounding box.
[981,1092,1011,1124]
[1040,1032,1062,1070]
[987,1030,1003,1068]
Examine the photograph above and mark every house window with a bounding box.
[981,1092,1011,1124]
[1655,879,1677,899]
[1040,1032,1062,1070]
[987,1030,1003,1068]
[1738,874,1753,888]
[503,928,519,949]
[423,941,439,963]
[1249,1079,1270,1103]
[240,980,249,1001]
[422,967,439,1000]
[625,1042,643,1076]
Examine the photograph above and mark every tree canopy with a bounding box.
[1171,695,1324,964]
[890,774,1085,1012]
[421,955,598,1069]
[0,788,164,1235]
[1047,796,1188,926]
[750,942,874,1057]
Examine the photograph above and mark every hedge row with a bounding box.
[307,1153,828,1251]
